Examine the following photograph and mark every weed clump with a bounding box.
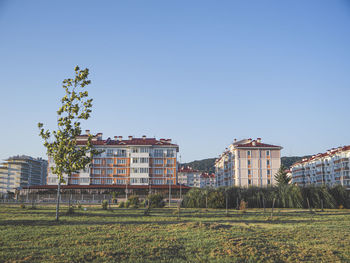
[102,200,109,210]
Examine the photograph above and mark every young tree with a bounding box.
[38,66,99,221]
[274,165,292,187]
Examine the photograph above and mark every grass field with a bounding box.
[0,205,350,262]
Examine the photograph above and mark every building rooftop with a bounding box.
[76,132,178,148]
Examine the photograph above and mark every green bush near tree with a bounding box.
[148,194,165,208]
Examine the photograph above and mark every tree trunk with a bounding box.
[263,198,266,214]
[56,180,61,221]
[271,198,275,219]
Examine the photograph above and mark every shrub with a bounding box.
[102,200,109,210]
[125,200,130,208]
[148,194,165,208]
[66,206,75,215]
[20,204,26,209]
[239,200,247,211]
[128,195,139,208]
[207,191,225,209]
[119,201,125,208]
[77,202,82,209]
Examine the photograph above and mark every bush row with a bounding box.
[182,185,350,209]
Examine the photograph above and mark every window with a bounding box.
[167,168,173,174]
[267,170,271,175]
[267,160,270,166]
[167,159,173,165]
[107,169,113,174]
[248,160,251,166]
[248,169,251,175]
[248,179,251,185]
[247,151,251,157]
[105,179,113,184]
[140,158,149,163]
[94,159,101,164]
[154,159,163,165]
[266,150,270,156]
[153,179,163,185]
[155,169,163,175]
[116,179,125,184]
[154,149,164,157]
[107,159,114,164]
[80,178,89,183]
[140,147,149,153]
[140,168,149,173]
[92,179,101,185]
[167,149,174,157]
[117,169,126,174]
[107,149,114,156]
[132,148,139,153]
[117,159,126,164]
[132,158,139,163]
[94,169,101,174]
[267,179,271,185]
[117,149,127,157]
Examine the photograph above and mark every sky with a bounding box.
[0,0,349,162]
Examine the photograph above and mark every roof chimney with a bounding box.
[85,130,90,135]
[96,133,103,140]
[142,135,146,140]
[248,138,252,143]
[128,136,133,140]
[234,138,237,142]
[257,138,261,143]
[252,141,256,146]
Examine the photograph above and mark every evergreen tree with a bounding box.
[274,165,291,187]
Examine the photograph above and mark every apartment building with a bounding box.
[177,167,216,188]
[291,145,350,188]
[47,132,179,186]
[200,172,216,188]
[0,155,48,194]
[215,138,282,187]
[177,167,202,187]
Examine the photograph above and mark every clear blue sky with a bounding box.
[0,0,349,162]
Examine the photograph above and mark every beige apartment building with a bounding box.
[215,138,282,187]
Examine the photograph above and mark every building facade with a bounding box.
[291,145,350,188]
[178,167,215,188]
[47,132,179,186]
[199,172,216,188]
[177,167,202,187]
[215,138,282,187]
[0,155,48,194]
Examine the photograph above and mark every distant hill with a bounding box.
[181,156,310,173]
[181,158,216,173]
[281,156,311,169]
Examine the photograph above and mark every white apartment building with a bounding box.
[0,155,48,195]
[47,132,179,186]
[291,145,350,188]
[200,172,216,188]
[177,167,202,188]
[177,167,216,188]
[215,138,282,187]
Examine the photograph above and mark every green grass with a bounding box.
[0,205,350,262]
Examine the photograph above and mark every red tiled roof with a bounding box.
[76,137,178,147]
[200,172,215,178]
[178,167,200,173]
[236,141,281,149]
[290,145,350,168]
